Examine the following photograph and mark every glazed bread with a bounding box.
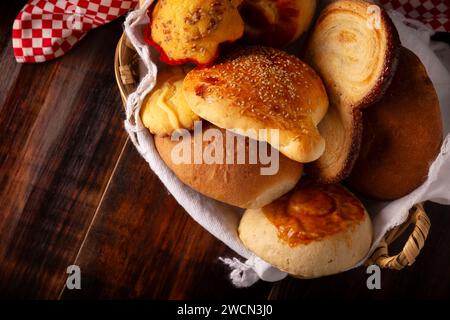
[183,46,329,163]
[304,0,400,182]
[239,181,373,278]
[155,123,304,209]
[348,47,443,200]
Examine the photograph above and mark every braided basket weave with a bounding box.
[114,34,431,271]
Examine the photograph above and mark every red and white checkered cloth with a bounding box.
[380,0,450,32]
[12,0,450,64]
[13,0,138,63]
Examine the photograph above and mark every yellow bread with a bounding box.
[150,0,244,65]
[141,67,200,136]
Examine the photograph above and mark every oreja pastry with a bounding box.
[348,47,443,200]
[304,0,400,182]
[239,180,372,278]
[140,67,200,136]
[183,46,329,163]
[147,0,244,65]
[155,122,303,209]
[239,0,316,47]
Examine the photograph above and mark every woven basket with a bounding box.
[114,33,431,271]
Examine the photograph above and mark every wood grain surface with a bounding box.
[0,1,449,300]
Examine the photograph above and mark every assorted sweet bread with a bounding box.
[137,0,443,277]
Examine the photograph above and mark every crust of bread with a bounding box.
[183,46,329,163]
[155,123,303,209]
[348,47,443,200]
[304,0,400,183]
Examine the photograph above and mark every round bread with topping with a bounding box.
[238,180,373,278]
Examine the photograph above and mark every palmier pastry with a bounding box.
[239,180,373,278]
[155,122,303,209]
[304,0,400,182]
[183,46,329,163]
[147,0,244,65]
[239,0,317,47]
[348,47,443,200]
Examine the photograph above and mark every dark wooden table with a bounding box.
[1,1,449,300]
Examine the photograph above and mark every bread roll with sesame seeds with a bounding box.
[183,46,329,163]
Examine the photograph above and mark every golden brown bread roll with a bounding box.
[183,46,329,163]
[304,0,400,183]
[347,47,443,200]
[239,0,317,47]
[155,122,303,209]
[239,180,373,278]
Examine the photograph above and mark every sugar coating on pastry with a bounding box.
[183,46,329,163]
[141,67,200,136]
[238,181,373,278]
[149,0,244,65]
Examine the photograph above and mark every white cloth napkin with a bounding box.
[123,0,450,287]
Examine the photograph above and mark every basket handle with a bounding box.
[366,203,430,270]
